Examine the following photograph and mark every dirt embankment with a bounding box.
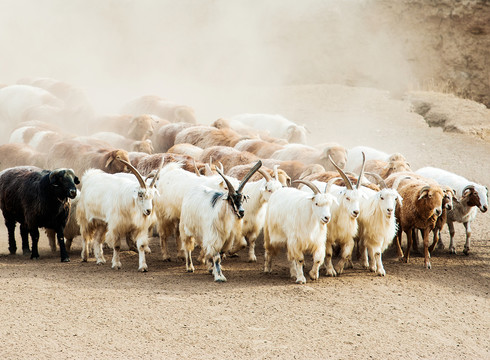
[375,0,490,106]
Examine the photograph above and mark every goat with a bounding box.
[90,132,154,154]
[174,125,244,148]
[234,139,285,158]
[385,173,444,268]
[0,166,79,261]
[167,143,204,159]
[0,143,46,171]
[360,159,412,179]
[264,180,337,283]
[153,122,195,153]
[121,95,197,124]
[271,143,348,172]
[76,159,161,271]
[415,166,488,255]
[199,146,260,173]
[179,161,262,281]
[345,145,406,172]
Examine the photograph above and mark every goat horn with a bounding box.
[365,172,387,189]
[237,160,262,193]
[462,184,475,196]
[117,159,147,189]
[215,166,236,196]
[193,158,201,177]
[293,180,321,195]
[325,176,342,193]
[418,185,431,200]
[392,175,411,191]
[328,155,353,190]
[257,168,271,182]
[273,165,279,181]
[356,152,366,190]
[218,161,224,174]
[149,158,164,188]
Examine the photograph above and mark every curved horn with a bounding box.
[257,168,272,182]
[215,167,236,196]
[293,180,320,195]
[237,160,262,193]
[328,155,353,190]
[462,184,475,196]
[117,159,146,189]
[273,165,279,181]
[418,185,431,200]
[365,172,387,189]
[325,176,342,193]
[193,159,201,177]
[392,175,411,190]
[149,158,164,188]
[356,152,366,189]
[218,161,225,174]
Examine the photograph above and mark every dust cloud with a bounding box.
[0,0,414,121]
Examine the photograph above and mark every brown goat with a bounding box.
[199,146,260,172]
[94,114,159,141]
[0,143,46,171]
[261,159,327,184]
[154,122,195,153]
[227,163,291,187]
[385,175,444,269]
[167,143,204,159]
[360,159,412,179]
[234,139,285,159]
[46,140,130,176]
[133,152,205,176]
[175,126,244,149]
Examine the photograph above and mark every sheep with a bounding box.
[46,140,130,176]
[415,166,488,255]
[9,121,69,153]
[385,173,444,269]
[345,145,406,172]
[320,155,366,276]
[263,179,337,284]
[212,118,288,144]
[121,95,197,124]
[153,161,238,261]
[90,132,154,154]
[175,125,244,149]
[179,161,262,281]
[93,114,160,141]
[0,143,46,171]
[76,159,161,271]
[231,113,308,144]
[262,159,325,183]
[167,143,204,159]
[357,173,403,276]
[271,143,348,172]
[227,163,291,187]
[234,138,285,159]
[360,159,412,179]
[227,168,283,262]
[199,146,260,173]
[0,166,79,261]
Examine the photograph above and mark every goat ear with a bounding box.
[74,176,80,185]
[418,187,430,200]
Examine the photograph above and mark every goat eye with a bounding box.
[380,196,384,200]
[346,197,351,201]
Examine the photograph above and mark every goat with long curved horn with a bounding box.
[329,155,353,190]
[117,159,147,189]
[258,168,272,182]
[365,172,387,189]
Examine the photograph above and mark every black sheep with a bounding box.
[0,166,79,262]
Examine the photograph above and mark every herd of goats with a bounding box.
[0,78,487,283]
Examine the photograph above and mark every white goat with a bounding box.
[231,113,308,144]
[179,162,262,282]
[345,145,406,172]
[263,179,337,284]
[229,167,283,262]
[76,159,161,271]
[415,166,488,254]
[357,173,403,276]
[153,162,238,261]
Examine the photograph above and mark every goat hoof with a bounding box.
[214,277,227,283]
[463,248,470,256]
[22,249,31,255]
[138,267,148,272]
[449,248,456,254]
[31,255,40,260]
[61,257,70,263]
[227,253,239,258]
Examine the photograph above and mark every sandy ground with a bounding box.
[0,84,489,359]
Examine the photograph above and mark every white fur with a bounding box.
[231,113,307,144]
[263,186,337,284]
[415,166,488,254]
[345,145,406,172]
[76,169,159,271]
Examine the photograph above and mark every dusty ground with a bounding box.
[0,85,489,359]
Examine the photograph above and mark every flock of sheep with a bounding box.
[0,78,488,283]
